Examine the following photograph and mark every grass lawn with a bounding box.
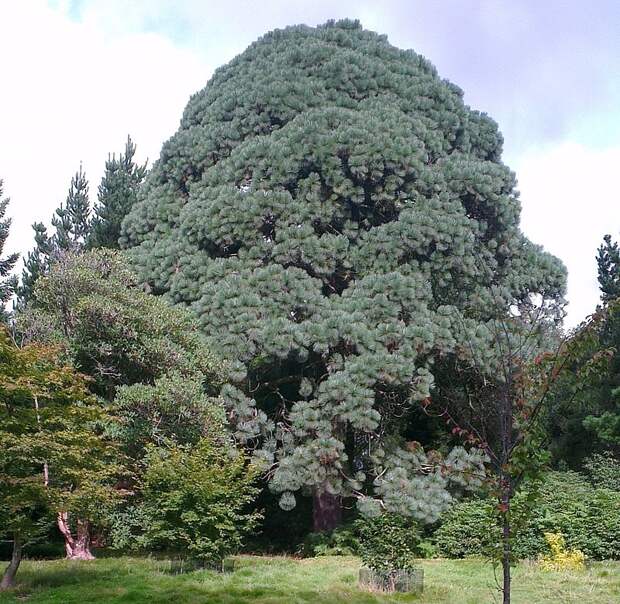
[0,555,618,603]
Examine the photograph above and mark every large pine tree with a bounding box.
[121,20,565,528]
[0,180,18,321]
[89,136,147,249]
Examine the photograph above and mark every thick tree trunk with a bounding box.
[0,534,22,591]
[73,519,95,560]
[312,490,342,532]
[57,513,95,560]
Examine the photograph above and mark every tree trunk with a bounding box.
[57,513,95,560]
[499,375,514,604]
[501,494,511,604]
[502,515,511,604]
[312,490,342,532]
[0,533,22,591]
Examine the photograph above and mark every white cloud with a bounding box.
[0,1,212,270]
[511,143,620,327]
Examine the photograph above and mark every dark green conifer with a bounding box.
[15,223,52,310]
[89,136,147,249]
[122,20,565,526]
[17,167,91,310]
[597,234,620,303]
[0,181,18,320]
[52,164,90,253]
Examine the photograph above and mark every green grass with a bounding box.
[0,555,618,603]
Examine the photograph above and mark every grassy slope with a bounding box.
[0,556,618,604]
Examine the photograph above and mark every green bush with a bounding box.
[433,499,499,559]
[300,514,435,562]
[583,451,620,491]
[301,524,360,557]
[535,472,620,560]
[434,471,620,560]
[357,514,424,573]
[110,438,261,565]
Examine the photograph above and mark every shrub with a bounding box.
[539,532,586,571]
[583,451,620,491]
[110,438,261,566]
[301,524,360,557]
[357,514,423,573]
[300,514,436,561]
[539,474,620,560]
[433,499,499,559]
[434,471,620,560]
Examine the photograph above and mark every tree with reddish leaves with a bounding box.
[429,298,604,604]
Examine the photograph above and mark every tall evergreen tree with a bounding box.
[545,237,620,465]
[597,234,620,303]
[89,136,147,250]
[15,223,52,310]
[0,180,18,320]
[52,164,91,253]
[122,20,565,529]
[16,166,91,310]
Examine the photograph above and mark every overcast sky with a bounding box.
[1,1,619,326]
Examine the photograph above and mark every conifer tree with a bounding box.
[122,20,565,529]
[597,234,620,303]
[0,181,18,320]
[16,167,91,310]
[52,164,90,253]
[16,223,52,311]
[89,136,147,249]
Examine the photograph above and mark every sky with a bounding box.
[1,0,619,327]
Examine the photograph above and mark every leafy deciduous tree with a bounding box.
[0,329,120,587]
[18,249,221,401]
[112,437,261,566]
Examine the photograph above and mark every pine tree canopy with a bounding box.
[0,181,18,311]
[121,20,566,519]
[89,136,147,250]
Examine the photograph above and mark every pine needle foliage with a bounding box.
[121,20,566,519]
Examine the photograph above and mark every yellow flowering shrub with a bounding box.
[539,532,586,571]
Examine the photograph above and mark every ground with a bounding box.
[0,555,618,603]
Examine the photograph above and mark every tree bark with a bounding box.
[57,513,95,560]
[499,374,514,604]
[73,520,95,560]
[312,490,342,532]
[501,501,511,604]
[0,533,22,591]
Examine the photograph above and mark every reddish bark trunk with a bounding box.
[312,490,342,532]
[57,513,95,560]
[0,533,22,590]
